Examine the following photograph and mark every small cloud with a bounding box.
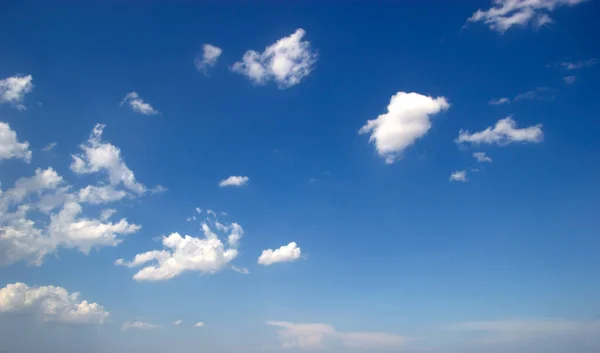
[489,97,510,105]
[195,44,222,73]
[41,142,57,152]
[194,322,205,328]
[0,74,34,109]
[150,185,167,194]
[473,152,492,163]
[122,321,162,331]
[120,91,159,115]
[173,319,183,326]
[195,207,202,214]
[559,58,597,71]
[232,266,250,274]
[258,242,302,266]
[219,176,249,187]
[456,116,543,146]
[450,170,468,182]
[100,209,117,221]
[563,76,576,85]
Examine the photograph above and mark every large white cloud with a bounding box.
[0,282,109,324]
[232,29,317,88]
[120,92,159,115]
[116,221,243,281]
[70,124,146,194]
[195,44,222,72]
[258,242,301,266]
[0,122,32,162]
[0,75,33,109]
[466,0,589,33]
[359,92,450,164]
[456,116,543,146]
[266,321,409,350]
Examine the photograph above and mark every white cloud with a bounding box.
[473,152,492,163]
[78,185,128,204]
[0,122,32,162]
[450,170,468,182]
[194,321,205,327]
[490,87,553,105]
[456,116,543,146]
[232,29,317,88]
[42,142,57,152]
[71,124,146,194]
[0,75,33,108]
[219,176,249,187]
[466,0,589,33]
[258,242,301,266]
[232,266,250,274]
[359,92,450,164]
[0,282,109,324]
[100,209,117,221]
[149,184,167,194]
[195,44,222,72]
[489,97,510,105]
[563,75,576,84]
[559,58,597,70]
[120,91,159,115]
[116,221,243,281]
[195,207,202,214]
[266,321,409,350]
[122,321,162,330]
[173,319,183,326]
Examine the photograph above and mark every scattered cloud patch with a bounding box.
[100,209,117,221]
[258,242,301,266]
[489,97,510,105]
[266,321,409,350]
[122,321,162,330]
[219,176,249,187]
[359,92,450,164]
[559,58,597,70]
[456,116,543,146]
[466,0,589,33]
[195,44,222,72]
[0,74,33,108]
[490,87,553,105]
[149,185,167,194]
[0,122,32,162]
[0,282,109,324]
[173,319,183,326]
[232,266,250,274]
[41,142,57,152]
[450,170,468,182]
[71,124,146,194]
[473,152,492,163]
[563,75,576,84]
[232,29,317,88]
[116,220,244,281]
[194,322,205,328]
[120,91,159,115]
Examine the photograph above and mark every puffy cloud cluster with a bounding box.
[359,92,450,164]
[232,29,317,88]
[0,122,32,162]
[266,321,408,350]
[1,124,145,266]
[258,242,301,266]
[455,116,543,146]
[116,220,244,281]
[466,0,589,33]
[0,74,33,110]
[473,152,492,163]
[219,175,249,187]
[0,282,109,324]
[449,170,468,182]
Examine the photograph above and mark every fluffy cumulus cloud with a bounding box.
[120,91,159,115]
[456,116,543,146]
[266,321,409,350]
[71,124,146,194]
[449,170,468,182]
[0,282,109,324]
[0,122,32,162]
[0,74,33,109]
[116,218,244,281]
[473,152,492,163]
[258,242,301,266]
[195,44,222,72]
[232,28,317,88]
[218,175,249,187]
[0,124,144,266]
[466,0,589,33]
[122,321,162,330]
[359,92,450,164]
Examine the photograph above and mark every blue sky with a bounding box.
[1,1,600,352]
